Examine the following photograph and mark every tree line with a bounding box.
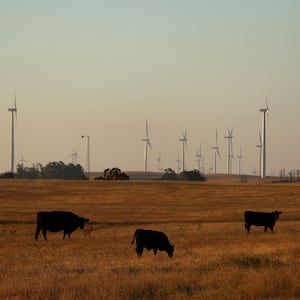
[0,161,87,180]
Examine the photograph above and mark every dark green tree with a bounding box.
[179,170,207,181]
[42,161,87,179]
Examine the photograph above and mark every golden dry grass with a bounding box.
[0,179,299,299]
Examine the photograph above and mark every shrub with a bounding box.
[95,168,130,180]
[179,170,207,181]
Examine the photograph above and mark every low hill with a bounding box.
[90,171,278,183]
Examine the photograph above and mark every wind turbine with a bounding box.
[224,128,234,175]
[156,152,163,171]
[142,119,152,172]
[19,152,26,167]
[237,147,243,175]
[212,129,221,174]
[179,130,187,171]
[81,135,91,178]
[8,93,17,173]
[175,150,181,173]
[256,130,262,178]
[195,144,203,172]
[71,147,79,164]
[259,95,269,178]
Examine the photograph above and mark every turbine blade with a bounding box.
[259,130,262,144]
[262,81,269,113]
[145,119,149,138]
[14,92,18,121]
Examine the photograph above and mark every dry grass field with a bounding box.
[0,179,299,299]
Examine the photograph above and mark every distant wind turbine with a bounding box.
[179,130,187,171]
[237,147,243,175]
[224,127,234,175]
[8,93,17,173]
[19,152,26,168]
[71,148,79,164]
[195,144,203,172]
[175,150,181,173]
[256,130,262,177]
[156,152,163,171]
[212,129,221,174]
[142,119,152,172]
[259,93,269,178]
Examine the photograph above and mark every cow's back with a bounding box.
[38,211,78,232]
[137,229,170,248]
[245,211,276,225]
[245,211,267,225]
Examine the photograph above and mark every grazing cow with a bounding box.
[131,229,174,258]
[35,211,89,240]
[244,210,282,233]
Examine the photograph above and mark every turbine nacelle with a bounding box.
[259,108,268,113]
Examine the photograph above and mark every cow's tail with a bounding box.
[131,230,138,245]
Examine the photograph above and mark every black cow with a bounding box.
[35,211,89,240]
[131,229,174,258]
[244,210,282,233]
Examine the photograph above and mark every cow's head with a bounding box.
[167,245,175,258]
[273,211,282,220]
[79,217,90,229]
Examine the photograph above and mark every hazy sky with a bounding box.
[1,1,300,175]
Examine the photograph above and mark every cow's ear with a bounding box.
[172,245,175,250]
[84,218,90,222]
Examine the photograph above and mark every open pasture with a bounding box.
[0,179,299,299]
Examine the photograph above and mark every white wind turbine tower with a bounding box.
[175,151,181,173]
[179,130,187,171]
[212,129,221,174]
[19,152,26,167]
[256,130,262,178]
[142,119,152,172]
[237,147,243,175]
[8,93,17,173]
[156,152,163,171]
[259,96,269,178]
[81,135,91,178]
[71,148,79,164]
[224,128,234,175]
[195,144,203,172]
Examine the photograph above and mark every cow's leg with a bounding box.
[264,226,268,232]
[270,226,274,233]
[154,248,157,255]
[35,226,41,240]
[246,224,251,233]
[42,229,47,240]
[136,246,143,257]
